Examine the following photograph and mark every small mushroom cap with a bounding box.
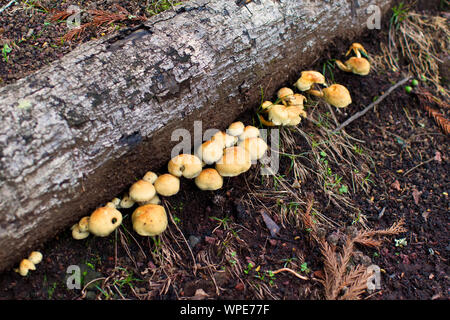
[72,224,90,240]
[238,137,268,160]
[294,71,325,91]
[268,104,290,126]
[154,173,180,196]
[105,201,117,208]
[18,259,36,276]
[142,171,158,184]
[110,198,121,208]
[78,216,90,233]
[288,94,307,106]
[88,206,123,237]
[132,204,168,237]
[120,193,135,209]
[227,121,245,136]
[28,251,43,265]
[215,146,252,177]
[323,84,352,108]
[129,180,156,202]
[345,57,370,75]
[238,126,260,141]
[211,131,238,148]
[168,154,203,178]
[277,87,295,104]
[195,168,224,191]
[261,101,274,110]
[197,140,223,165]
[346,42,368,57]
[286,105,307,121]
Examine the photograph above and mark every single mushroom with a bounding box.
[238,125,260,141]
[335,57,370,76]
[268,104,290,126]
[129,179,156,203]
[28,251,43,265]
[142,171,158,184]
[238,137,268,160]
[215,146,252,177]
[78,216,90,233]
[227,121,245,137]
[261,101,274,110]
[308,84,352,108]
[132,204,168,237]
[154,173,180,196]
[285,106,306,125]
[120,192,135,209]
[168,154,203,179]
[17,259,36,277]
[294,71,326,91]
[195,168,224,191]
[196,140,223,165]
[346,42,368,58]
[277,87,295,105]
[211,131,238,148]
[71,224,90,240]
[88,206,123,237]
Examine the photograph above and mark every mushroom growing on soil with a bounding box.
[196,140,223,165]
[120,192,135,209]
[17,259,36,277]
[335,57,370,76]
[132,204,168,237]
[28,251,43,265]
[238,137,268,161]
[215,146,252,177]
[277,87,295,105]
[129,179,156,203]
[308,84,352,108]
[195,168,223,191]
[268,104,290,126]
[154,173,180,196]
[227,121,245,137]
[88,206,123,237]
[142,171,158,184]
[294,71,326,91]
[168,154,203,179]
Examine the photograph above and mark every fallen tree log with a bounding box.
[0,0,393,272]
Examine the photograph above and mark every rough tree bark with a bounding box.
[0,0,392,271]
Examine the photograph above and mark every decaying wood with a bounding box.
[0,0,393,271]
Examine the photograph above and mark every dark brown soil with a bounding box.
[0,1,448,300]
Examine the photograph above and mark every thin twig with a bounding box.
[333,76,412,133]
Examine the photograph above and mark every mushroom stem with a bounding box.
[257,114,277,127]
[335,60,351,73]
[307,89,324,98]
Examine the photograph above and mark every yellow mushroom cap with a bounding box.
[129,180,156,203]
[77,216,90,233]
[18,259,36,276]
[227,121,245,137]
[142,171,158,184]
[215,146,252,177]
[28,251,43,265]
[261,101,274,110]
[120,193,135,209]
[285,105,307,125]
[154,173,180,196]
[88,206,123,237]
[238,137,268,160]
[288,94,307,106]
[197,140,223,165]
[211,131,238,148]
[346,57,370,75]
[277,87,295,104]
[71,224,90,240]
[238,126,260,141]
[323,84,352,108]
[132,204,168,237]
[138,194,161,205]
[195,168,224,191]
[168,154,203,179]
[268,104,290,126]
[294,71,326,91]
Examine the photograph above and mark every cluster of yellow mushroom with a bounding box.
[15,251,43,277]
[68,122,268,241]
